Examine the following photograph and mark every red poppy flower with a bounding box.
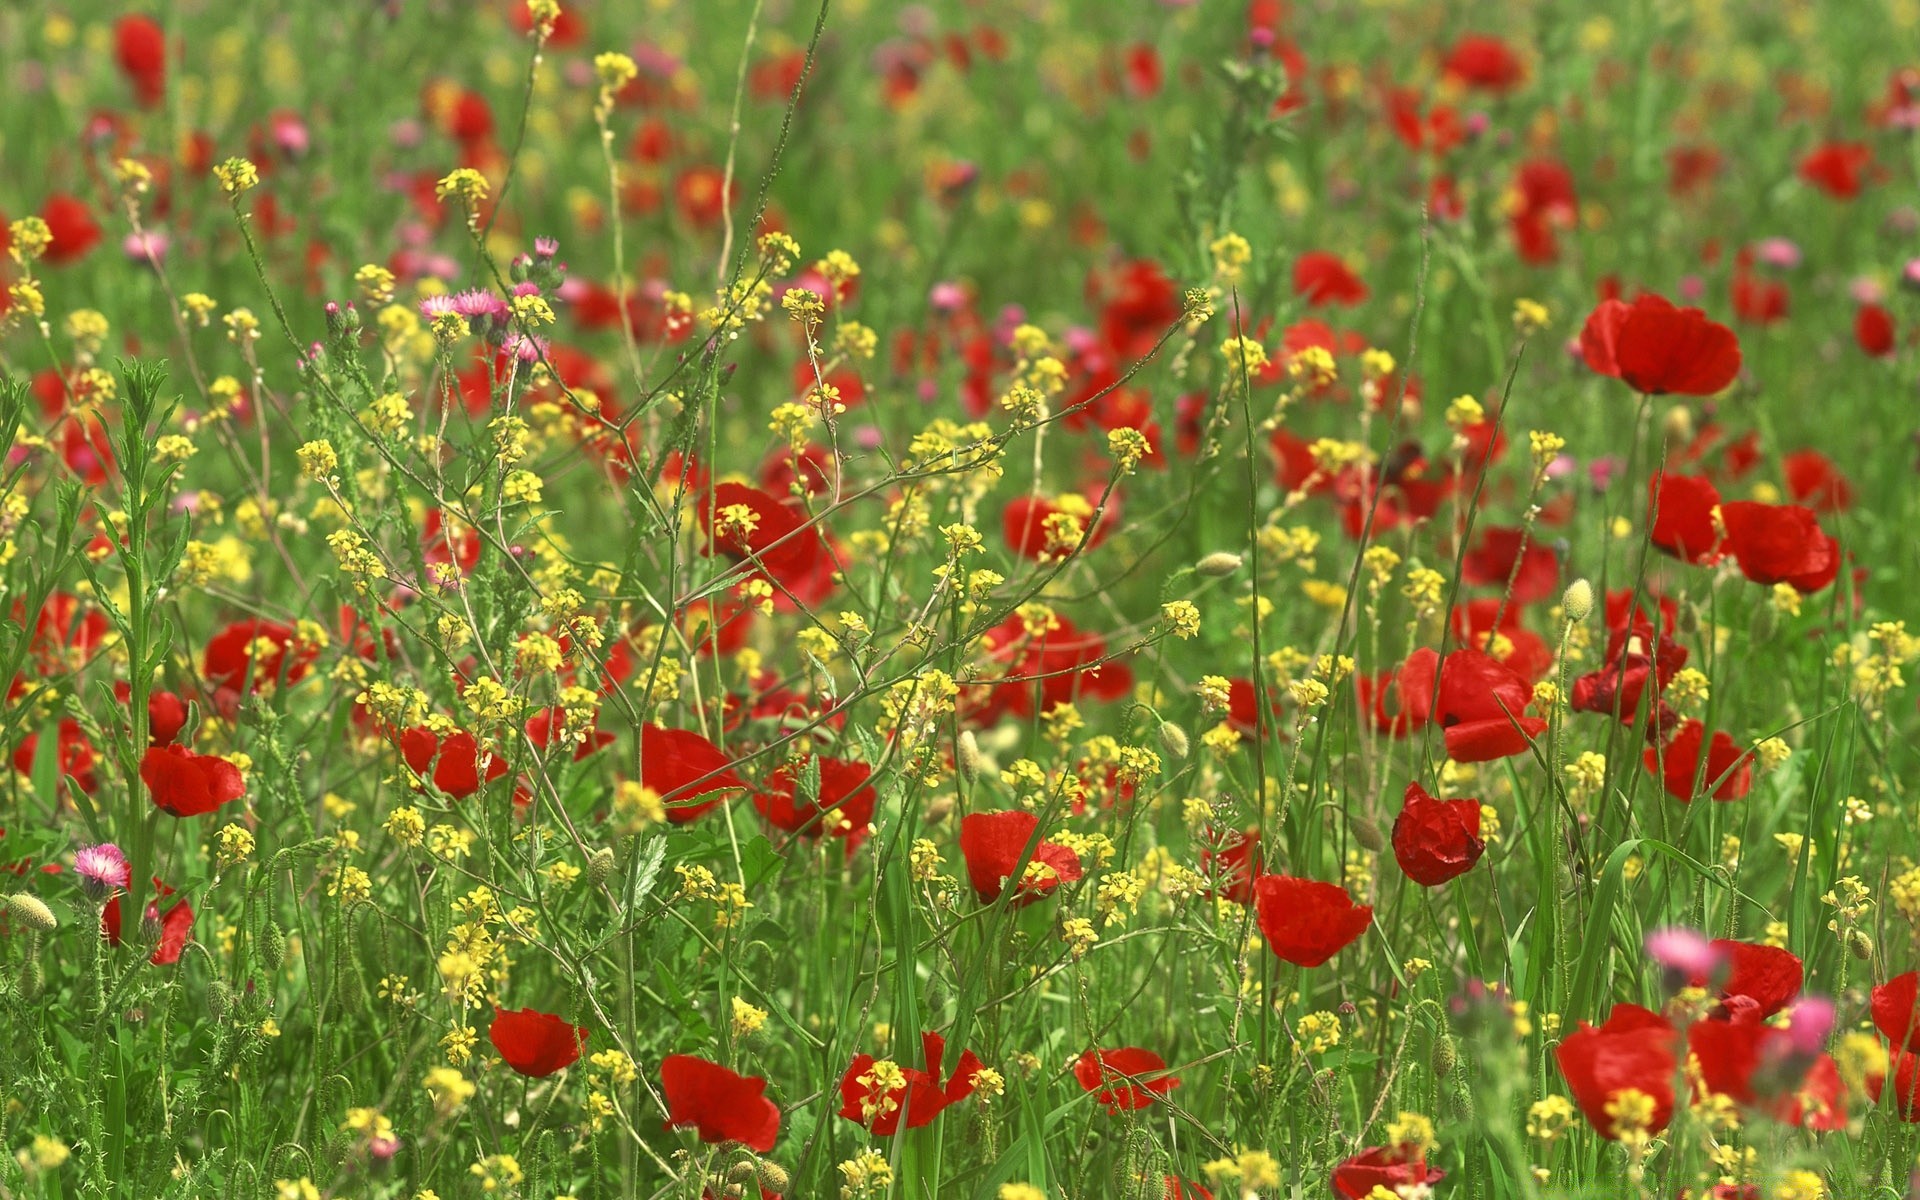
[203,619,316,694]
[1460,526,1559,604]
[754,755,876,845]
[1332,1145,1447,1199]
[1199,828,1262,903]
[114,14,167,107]
[1782,449,1854,513]
[1509,159,1577,264]
[1872,972,1920,1052]
[11,718,100,794]
[1553,1003,1679,1138]
[1451,600,1553,681]
[103,879,194,965]
[1441,33,1525,93]
[1695,940,1802,1021]
[1253,874,1372,967]
[1645,720,1752,802]
[1433,648,1546,763]
[1797,141,1872,199]
[970,610,1132,723]
[1719,501,1838,591]
[142,744,245,818]
[699,481,833,603]
[1580,295,1741,396]
[1094,258,1184,361]
[39,194,101,266]
[661,1054,780,1152]
[1356,647,1438,736]
[1164,1179,1214,1200]
[1687,1018,1844,1129]
[959,811,1083,906]
[1001,492,1111,560]
[640,725,746,824]
[1391,782,1485,887]
[838,1030,984,1136]
[1856,303,1897,358]
[1073,1046,1180,1114]
[1872,1048,1920,1121]
[489,1007,587,1077]
[397,727,507,799]
[524,707,614,760]
[1647,472,1723,564]
[147,691,189,745]
[1292,251,1368,307]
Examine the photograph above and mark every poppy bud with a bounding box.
[1158,721,1190,760]
[757,1163,790,1191]
[922,792,955,824]
[7,893,57,932]
[1433,1032,1458,1078]
[21,952,44,999]
[261,920,286,970]
[1561,579,1593,624]
[1196,551,1243,577]
[1349,815,1385,853]
[1749,600,1776,645]
[957,730,982,782]
[726,1163,758,1185]
[1850,929,1875,960]
[208,979,234,1019]
[587,847,616,887]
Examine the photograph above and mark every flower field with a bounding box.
[4,1,1920,1197]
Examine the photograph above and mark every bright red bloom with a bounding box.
[1871,1048,1920,1121]
[1332,1145,1446,1199]
[103,878,194,965]
[1580,295,1741,396]
[1687,1018,1845,1129]
[1093,258,1184,361]
[1509,159,1577,264]
[1164,1179,1214,1200]
[1645,720,1753,802]
[642,725,746,823]
[1797,141,1872,199]
[1719,501,1837,592]
[699,481,835,605]
[959,810,1083,906]
[838,1031,983,1135]
[11,718,100,794]
[1001,492,1112,560]
[1199,828,1263,903]
[1391,782,1485,887]
[397,727,507,799]
[1459,526,1559,604]
[39,194,101,266]
[147,691,188,745]
[970,610,1133,724]
[1696,940,1803,1021]
[1292,251,1368,307]
[489,1007,587,1077]
[754,755,876,845]
[114,15,167,107]
[1253,874,1372,967]
[1782,449,1854,513]
[1553,1003,1679,1138]
[1433,648,1545,763]
[1073,1046,1180,1114]
[661,1054,780,1152]
[203,619,317,694]
[1856,303,1897,358]
[1647,472,1723,564]
[1441,33,1525,93]
[141,744,245,818]
[1872,972,1920,1052]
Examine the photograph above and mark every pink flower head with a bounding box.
[1786,997,1836,1055]
[451,288,508,320]
[504,332,550,363]
[74,842,130,901]
[122,229,168,265]
[1754,237,1802,270]
[1646,927,1723,978]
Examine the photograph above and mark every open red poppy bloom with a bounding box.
[397,727,507,799]
[204,618,317,694]
[1782,449,1854,513]
[1872,1048,1920,1121]
[661,1054,781,1152]
[1253,874,1372,967]
[1873,972,1920,1052]
[1693,940,1803,1021]
[1646,472,1723,564]
[1797,141,1872,199]
[969,611,1132,724]
[142,744,245,818]
[1074,1046,1181,1113]
[1001,492,1112,560]
[1718,501,1838,592]
[1687,1019,1845,1130]
[959,810,1083,906]
[1292,251,1368,307]
[1856,304,1897,358]
[1459,526,1560,604]
[754,755,876,845]
[39,194,101,266]
[642,725,746,823]
[11,718,101,794]
[1441,33,1525,93]
[1199,828,1263,904]
[1554,1003,1678,1138]
[699,481,834,604]
[1580,294,1741,396]
[1433,648,1547,762]
[1645,720,1753,802]
[1392,782,1485,886]
[838,1030,983,1136]
[114,14,167,107]
[103,877,194,965]
[489,1007,587,1078]
[1332,1145,1446,1199]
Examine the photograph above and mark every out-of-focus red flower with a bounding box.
[641,725,746,824]
[1693,940,1802,1021]
[397,727,507,799]
[838,1030,983,1135]
[40,194,102,266]
[1391,782,1485,886]
[114,15,167,107]
[1553,1003,1678,1138]
[1856,303,1897,358]
[1872,972,1920,1053]
[1332,1145,1447,1199]
[969,610,1132,724]
[1581,295,1741,395]
[1509,159,1577,264]
[1441,33,1525,93]
[1797,141,1872,199]
[960,811,1083,906]
[661,1054,780,1151]
[1645,719,1753,802]
[1200,828,1262,904]
[142,744,244,817]
[674,165,737,228]
[1253,874,1372,967]
[1687,1018,1846,1130]
[1093,258,1183,361]
[1001,492,1112,560]
[489,1007,587,1077]
[1459,526,1559,603]
[11,718,101,794]
[1073,1046,1180,1114]
[1292,251,1368,307]
[754,755,876,846]
[1782,449,1853,514]
[103,877,194,965]
[203,619,317,694]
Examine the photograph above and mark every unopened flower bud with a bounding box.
[587,847,617,887]
[1349,815,1385,853]
[1433,1032,1458,1078]
[208,979,234,1020]
[758,1163,790,1192]
[1158,721,1190,760]
[1196,551,1243,577]
[1850,929,1875,960]
[1561,579,1593,624]
[957,730,982,782]
[922,792,956,824]
[261,920,287,970]
[7,893,57,932]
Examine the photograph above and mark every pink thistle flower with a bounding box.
[1646,926,1723,979]
[74,843,130,902]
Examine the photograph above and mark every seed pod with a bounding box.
[586,847,616,887]
[1158,721,1190,760]
[208,979,235,1020]
[1433,1032,1458,1078]
[261,920,287,970]
[726,1162,758,1185]
[957,730,983,782]
[757,1163,790,1192]
[1196,551,1243,577]
[1561,579,1593,624]
[1349,815,1386,853]
[1850,929,1875,960]
[7,893,57,932]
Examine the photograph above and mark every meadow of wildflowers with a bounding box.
[4,1,1920,1197]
